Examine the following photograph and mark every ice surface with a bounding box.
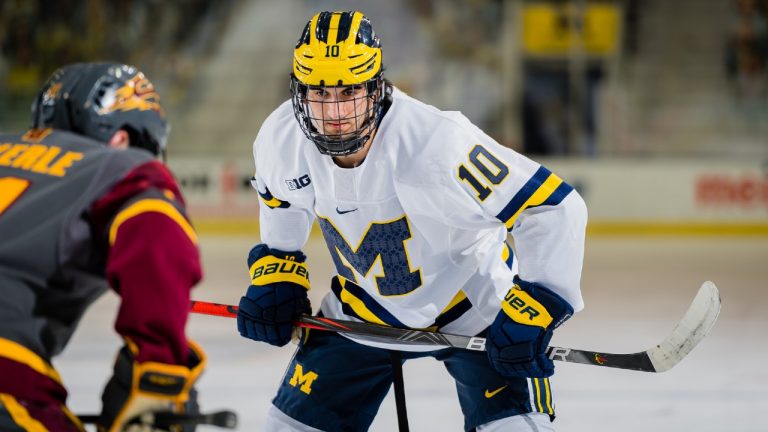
[57,236,768,431]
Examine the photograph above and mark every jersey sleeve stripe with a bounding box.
[542,180,574,207]
[0,338,63,385]
[257,186,291,209]
[331,277,407,328]
[495,166,573,230]
[0,393,50,431]
[502,242,515,268]
[109,198,197,246]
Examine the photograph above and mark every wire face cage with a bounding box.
[290,75,385,156]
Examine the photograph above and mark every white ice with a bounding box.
[57,235,768,431]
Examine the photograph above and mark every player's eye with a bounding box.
[344,86,363,97]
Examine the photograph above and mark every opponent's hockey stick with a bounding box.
[78,410,238,429]
[192,281,721,373]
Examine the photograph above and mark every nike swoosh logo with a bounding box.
[484,385,508,398]
[335,207,358,214]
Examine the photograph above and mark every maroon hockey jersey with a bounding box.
[0,128,202,408]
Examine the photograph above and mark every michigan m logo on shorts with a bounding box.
[289,364,318,395]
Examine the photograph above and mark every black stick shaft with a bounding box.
[78,410,238,429]
[390,351,410,432]
[191,287,719,374]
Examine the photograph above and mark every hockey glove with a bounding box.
[236,244,311,347]
[487,277,573,378]
[98,340,206,432]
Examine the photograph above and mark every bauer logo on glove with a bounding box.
[501,284,572,330]
[249,254,310,289]
[141,371,186,393]
[501,285,553,328]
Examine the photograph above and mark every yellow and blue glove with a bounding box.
[487,277,573,378]
[236,244,311,347]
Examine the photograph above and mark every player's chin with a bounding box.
[322,126,353,137]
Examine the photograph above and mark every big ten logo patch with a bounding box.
[289,364,318,394]
[286,174,311,191]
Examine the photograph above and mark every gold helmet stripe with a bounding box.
[294,10,382,86]
[309,13,320,49]
[350,53,377,73]
[348,11,364,44]
[327,12,342,46]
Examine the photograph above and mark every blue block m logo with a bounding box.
[318,216,422,296]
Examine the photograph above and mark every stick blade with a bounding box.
[647,281,721,372]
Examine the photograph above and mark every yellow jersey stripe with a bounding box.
[441,290,468,313]
[61,405,85,431]
[0,338,63,385]
[0,394,49,432]
[505,174,563,230]
[109,199,197,246]
[330,278,409,328]
[258,194,284,208]
[339,285,388,325]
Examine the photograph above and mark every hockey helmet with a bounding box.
[31,62,169,156]
[290,11,386,156]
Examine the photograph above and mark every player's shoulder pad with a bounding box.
[253,100,304,168]
[252,100,313,202]
[384,89,486,187]
[91,159,187,223]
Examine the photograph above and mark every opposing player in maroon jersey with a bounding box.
[0,63,205,431]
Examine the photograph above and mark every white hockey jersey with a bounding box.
[252,87,587,351]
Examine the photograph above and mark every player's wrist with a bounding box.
[247,244,310,290]
[502,277,573,330]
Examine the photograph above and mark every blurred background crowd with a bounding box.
[1,0,766,160]
[0,0,238,130]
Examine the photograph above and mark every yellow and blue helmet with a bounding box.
[290,11,387,156]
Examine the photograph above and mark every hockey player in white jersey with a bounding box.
[237,10,587,431]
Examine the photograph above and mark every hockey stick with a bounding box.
[78,410,238,429]
[192,281,720,373]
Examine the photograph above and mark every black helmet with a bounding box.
[31,62,169,156]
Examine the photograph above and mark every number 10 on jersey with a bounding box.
[457,145,509,201]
